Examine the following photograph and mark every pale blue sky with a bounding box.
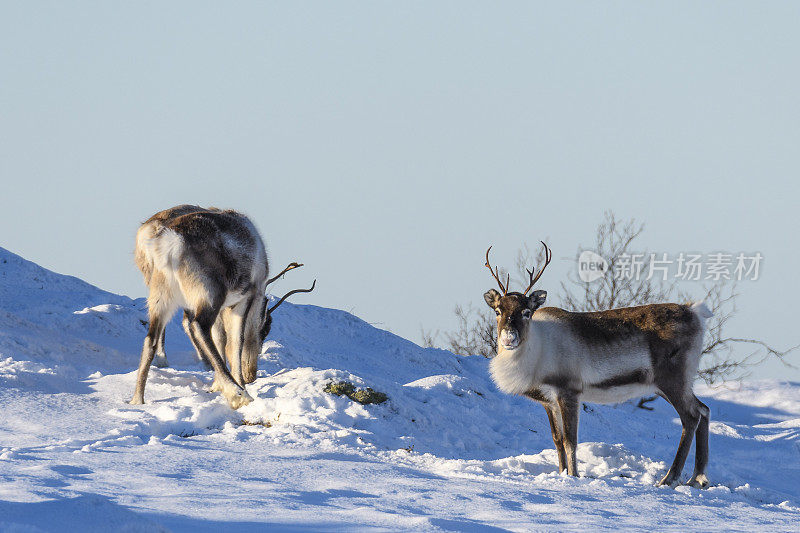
[1,2,798,379]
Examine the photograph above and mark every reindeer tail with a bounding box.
[690,301,714,320]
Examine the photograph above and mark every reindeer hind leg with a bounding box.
[153,327,169,368]
[657,387,701,487]
[131,278,175,404]
[688,396,710,488]
[131,315,167,404]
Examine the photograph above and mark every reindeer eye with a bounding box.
[495,309,501,316]
[522,309,532,319]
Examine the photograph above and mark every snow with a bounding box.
[0,245,798,531]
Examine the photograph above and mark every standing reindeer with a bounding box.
[132,205,315,409]
[483,243,712,488]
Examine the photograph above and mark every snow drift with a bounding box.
[0,246,798,531]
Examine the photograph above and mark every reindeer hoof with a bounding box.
[687,474,709,489]
[130,397,145,405]
[154,356,169,368]
[657,474,679,487]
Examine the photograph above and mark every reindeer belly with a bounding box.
[581,383,657,404]
[577,345,655,404]
[580,357,656,405]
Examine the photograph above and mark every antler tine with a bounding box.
[484,246,508,294]
[268,280,316,314]
[267,262,303,286]
[523,241,552,295]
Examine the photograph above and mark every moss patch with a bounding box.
[323,381,388,405]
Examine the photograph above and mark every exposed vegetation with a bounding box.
[324,381,388,405]
[240,419,272,428]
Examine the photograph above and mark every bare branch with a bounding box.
[420,327,440,349]
[636,396,658,411]
[439,304,497,358]
[560,211,669,313]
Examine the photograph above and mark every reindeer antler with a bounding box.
[523,241,552,295]
[267,262,303,285]
[485,246,509,295]
[268,280,316,314]
[265,261,316,314]
[485,242,552,296]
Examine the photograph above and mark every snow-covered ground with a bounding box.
[0,246,798,532]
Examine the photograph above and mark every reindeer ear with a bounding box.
[528,290,547,309]
[484,289,501,308]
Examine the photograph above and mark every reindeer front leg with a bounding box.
[544,404,567,473]
[225,296,254,387]
[186,305,253,409]
[183,311,214,370]
[526,391,568,473]
[556,391,580,477]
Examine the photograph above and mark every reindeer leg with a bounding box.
[688,396,710,488]
[131,317,166,404]
[153,327,169,368]
[186,306,253,409]
[209,313,228,391]
[557,391,580,477]
[544,404,567,473]
[184,311,213,370]
[658,389,700,487]
[525,391,568,473]
[226,296,254,387]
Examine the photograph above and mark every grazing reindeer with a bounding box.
[132,205,315,408]
[483,243,712,488]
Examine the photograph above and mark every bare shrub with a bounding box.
[422,304,496,358]
[559,212,672,312]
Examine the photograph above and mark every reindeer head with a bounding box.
[483,242,551,351]
[241,262,316,384]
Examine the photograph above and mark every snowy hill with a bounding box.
[0,246,798,532]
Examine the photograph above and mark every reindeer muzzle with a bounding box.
[499,329,520,350]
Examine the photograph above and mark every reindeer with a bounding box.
[483,243,712,488]
[131,205,315,409]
